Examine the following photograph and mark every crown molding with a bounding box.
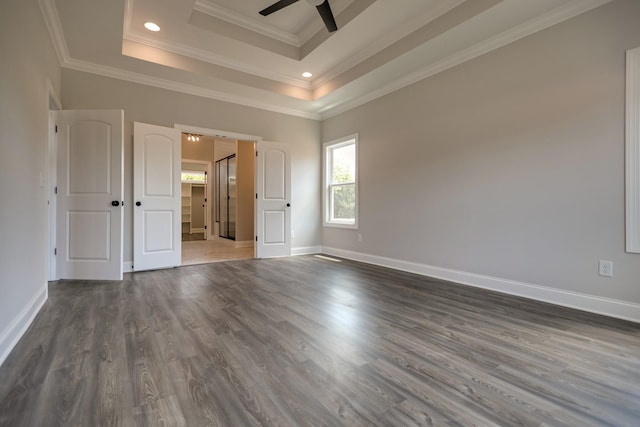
[64,57,321,120]
[295,10,326,47]
[318,0,614,119]
[122,31,312,90]
[194,0,302,47]
[38,0,613,123]
[37,0,70,65]
[38,0,319,119]
[123,0,310,90]
[310,0,464,90]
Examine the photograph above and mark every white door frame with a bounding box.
[182,158,213,239]
[174,124,262,256]
[47,81,61,281]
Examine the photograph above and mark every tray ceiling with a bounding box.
[40,0,612,119]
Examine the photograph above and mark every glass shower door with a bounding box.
[228,156,236,240]
[216,154,236,240]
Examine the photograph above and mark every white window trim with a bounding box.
[323,134,358,229]
[627,47,640,253]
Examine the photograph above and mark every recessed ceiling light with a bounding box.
[302,72,313,78]
[144,22,160,32]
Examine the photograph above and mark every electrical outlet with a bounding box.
[598,260,613,277]
[357,233,362,243]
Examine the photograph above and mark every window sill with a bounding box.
[323,222,358,230]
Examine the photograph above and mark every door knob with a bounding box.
[286,203,291,207]
[136,201,142,206]
[111,200,120,207]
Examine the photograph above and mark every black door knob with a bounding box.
[286,203,291,207]
[111,200,120,207]
[136,201,142,206]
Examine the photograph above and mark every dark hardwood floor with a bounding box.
[1,255,639,426]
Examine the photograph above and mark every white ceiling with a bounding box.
[41,0,612,120]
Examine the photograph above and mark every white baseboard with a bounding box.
[0,284,48,367]
[321,247,640,324]
[292,246,322,256]
[123,261,134,274]
[217,238,236,247]
[235,240,254,248]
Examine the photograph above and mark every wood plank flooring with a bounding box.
[1,255,639,426]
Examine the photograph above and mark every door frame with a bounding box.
[47,80,61,281]
[174,124,262,256]
[182,158,213,239]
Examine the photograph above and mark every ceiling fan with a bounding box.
[259,0,338,33]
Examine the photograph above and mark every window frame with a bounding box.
[626,47,640,253]
[323,134,359,229]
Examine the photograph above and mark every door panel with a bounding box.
[264,150,285,199]
[144,211,174,252]
[264,211,285,244]
[56,110,124,280]
[256,141,291,258]
[68,122,111,194]
[67,211,110,260]
[133,122,181,271]
[144,137,174,196]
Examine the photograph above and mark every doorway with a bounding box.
[180,130,255,265]
[181,160,209,242]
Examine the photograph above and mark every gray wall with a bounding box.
[0,0,60,356]
[61,70,322,262]
[321,0,640,304]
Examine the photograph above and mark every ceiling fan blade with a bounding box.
[315,0,337,32]
[259,0,300,16]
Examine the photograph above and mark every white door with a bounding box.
[256,141,291,258]
[133,122,181,271]
[56,110,124,280]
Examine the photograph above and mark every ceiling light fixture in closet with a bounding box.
[186,134,201,142]
[144,22,160,32]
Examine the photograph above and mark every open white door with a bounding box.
[133,122,181,271]
[256,141,291,258]
[56,110,124,280]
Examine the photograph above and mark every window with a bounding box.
[324,134,358,228]
[181,171,206,183]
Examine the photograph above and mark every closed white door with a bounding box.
[56,110,124,280]
[133,122,181,271]
[256,141,291,258]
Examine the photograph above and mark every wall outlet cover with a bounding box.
[598,260,613,277]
